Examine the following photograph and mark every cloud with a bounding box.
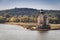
[0,0,60,10]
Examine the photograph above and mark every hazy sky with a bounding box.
[0,0,60,10]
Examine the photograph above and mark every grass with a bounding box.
[50,24,60,30]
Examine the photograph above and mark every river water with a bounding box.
[0,24,60,40]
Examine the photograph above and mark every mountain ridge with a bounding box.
[0,8,60,17]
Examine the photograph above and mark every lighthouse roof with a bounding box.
[40,10,45,14]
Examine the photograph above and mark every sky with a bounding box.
[0,0,60,10]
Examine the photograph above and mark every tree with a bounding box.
[9,17,17,22]
[0,16,6,23]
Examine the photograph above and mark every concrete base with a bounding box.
[36,25,51,31]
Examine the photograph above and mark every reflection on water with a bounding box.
[37,31,49,40]
[37,30,60,40]
[0,24,60,40]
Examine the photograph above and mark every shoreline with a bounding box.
[5,22,60,30]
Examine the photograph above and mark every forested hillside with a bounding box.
[0,8,60,23]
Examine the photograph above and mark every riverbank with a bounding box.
[6,22,36,30]
[6,22,60,30]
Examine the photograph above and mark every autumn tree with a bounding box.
[9,17,18,22]
[0,16,6,23]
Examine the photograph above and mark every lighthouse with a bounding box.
[37,10,51,30]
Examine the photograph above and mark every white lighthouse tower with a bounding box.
[37,10,50,30]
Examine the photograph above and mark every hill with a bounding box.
[0,8,60,17]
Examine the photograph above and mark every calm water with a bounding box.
[0,24,60,40]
